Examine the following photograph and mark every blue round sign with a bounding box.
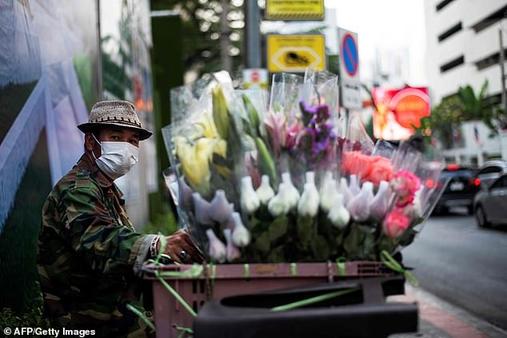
[341,33,358,77]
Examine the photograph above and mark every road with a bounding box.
[402,211,507,331]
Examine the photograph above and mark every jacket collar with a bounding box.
[75,153,124,197]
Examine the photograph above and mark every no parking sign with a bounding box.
[338,28,361,109]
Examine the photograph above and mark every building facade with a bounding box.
[425,0,507,165]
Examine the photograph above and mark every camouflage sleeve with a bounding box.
[60,185,158,277]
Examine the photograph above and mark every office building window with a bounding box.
[438,22,463,42]
[436,0,456,12]
[475,49,507,71]
[471,4,507,33]
[440,55,465,73]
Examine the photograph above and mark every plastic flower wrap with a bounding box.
[162,70,445,264]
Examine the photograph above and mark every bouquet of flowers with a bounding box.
[162,70,445,264]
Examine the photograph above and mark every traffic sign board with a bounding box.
[265,0,325,21]
[338,28,361,109]
[341,33,359,77]
[267,35,326,73]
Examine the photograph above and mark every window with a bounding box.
[438,22,463,42]
[475,49,507,71]
[440,55,465,73]
[436,0,455,12]
[471,4,507,33]
[490,175,507,189]
[478,166,502,175]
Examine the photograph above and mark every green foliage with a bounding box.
[0,305,49,331]
[143,207,178,236]
[424,80,507,146]
[150,0,244,76]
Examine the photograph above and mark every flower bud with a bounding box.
[230,212,251,247]
[281,172,300,209]
[223,228,241,262]
[209,190,234,224]
[193,193,213,225]
[298,172,320,217]
[240,176,260,214]
[339,177,352,206]
[347,182,374,222]
[327,194,350,229]
[256,175,275,205]
[369,181,391,221]
[268,183,289,216]
[206,228,226,263]
[319,171,337,212]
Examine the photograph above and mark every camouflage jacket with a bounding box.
[37,153,157,337]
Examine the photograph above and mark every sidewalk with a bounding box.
[389,285,507,338]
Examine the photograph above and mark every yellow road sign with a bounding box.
[267,35,326,73]
[265,0,325,21]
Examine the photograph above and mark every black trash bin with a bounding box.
[193,276,418,338]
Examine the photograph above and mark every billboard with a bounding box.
[372,86,430,141]
[267,34,326,73]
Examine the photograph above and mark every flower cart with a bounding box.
[145,69,445,337]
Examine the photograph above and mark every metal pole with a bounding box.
[221,0,232,72]
[245,0,261,68]
[96,0,103,99]
[500,28,507,114]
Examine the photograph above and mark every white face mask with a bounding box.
[92,134,139,180]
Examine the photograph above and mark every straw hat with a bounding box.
[78,100,152,140]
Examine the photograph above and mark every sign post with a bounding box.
[267,34,326,73]
[338,28,361,110]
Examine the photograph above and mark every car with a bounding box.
[434,164,480,215]
[473,173,507,227]
[475,160,507,188]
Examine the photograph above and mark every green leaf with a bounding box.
[268,215,288,243]
[297,215,315,249]
[255,137,278,186]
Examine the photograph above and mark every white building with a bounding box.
[424,0,507,165]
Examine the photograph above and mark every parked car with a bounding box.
[434,165,480,214]
[475,160,507,188]
[474,174,507,227]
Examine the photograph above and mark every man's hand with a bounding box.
[162,229,205,264]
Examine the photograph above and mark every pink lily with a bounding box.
[264,112,287,157]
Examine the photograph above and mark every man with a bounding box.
[37,100,202,337]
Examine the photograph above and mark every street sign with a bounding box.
[338,28,361,109]
[242,68,268,89]
[265,0,325,21]
[267,34,326,73]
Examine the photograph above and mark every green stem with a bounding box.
[271,287,359,312]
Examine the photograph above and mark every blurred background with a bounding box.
[0,0,506,331]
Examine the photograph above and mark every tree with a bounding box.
[151,0,244,77]
[424,80,507,147]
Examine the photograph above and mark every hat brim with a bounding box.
[78,122,152,140]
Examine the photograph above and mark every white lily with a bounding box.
[319,171,337,212]
[240,176,260,214]
[297,172,320,217]
[223,228,241,262]
[209,190,234,224]
[229,212,251,247]
[193,193,213,225]
[256,175,275,205]
[205,228,226,263]
[281,172,300,210]
[369,181,391,221]
[327,194,350,229]
[347,182,374,222]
